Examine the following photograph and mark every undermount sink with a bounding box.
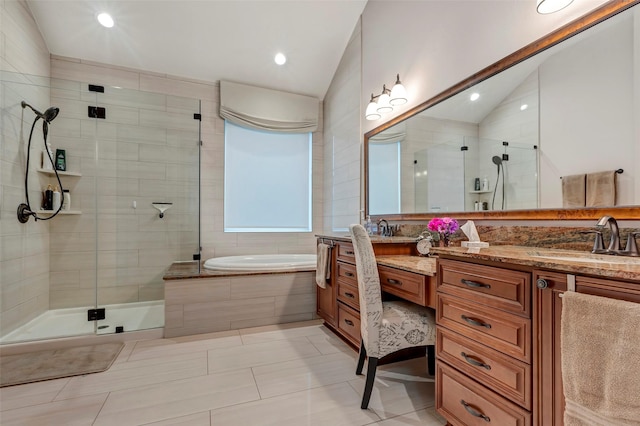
[530,252,639,265]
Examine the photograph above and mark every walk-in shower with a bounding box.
[1,70,202,344]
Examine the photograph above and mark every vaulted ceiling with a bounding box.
[26,0,367,99]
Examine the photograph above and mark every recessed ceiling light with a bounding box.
[274,53,286,65]
[520,104,529,111]
[470,93,480,101]
[97,12,114,28]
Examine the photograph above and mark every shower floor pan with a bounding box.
[0,300,164,344]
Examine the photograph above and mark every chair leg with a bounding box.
[427,345,435,376]
[361,356,378,409]
[356,340,367,375]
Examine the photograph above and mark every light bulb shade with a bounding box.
[536,0,573,14]
[389,74,407,106]
[365,99,381,120]
[376,85,393,113]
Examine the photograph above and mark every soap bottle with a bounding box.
[481,176,489,191]
[62,189,71,211]
[365,216,373,235]
[43,184,53,210]
[52,185,62,211]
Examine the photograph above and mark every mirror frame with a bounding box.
[364,0,640,221]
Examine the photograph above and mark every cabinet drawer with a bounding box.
[439,259,530,317]
[437,293,531,363]
[437,362,531,426]
[379,265,428,307]
[337,242,355,263]
[336,261,357,286]
[338,303,361,346]
[338,281,359,310]
[437,327,531,409]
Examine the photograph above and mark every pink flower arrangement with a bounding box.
[427,217,459,236]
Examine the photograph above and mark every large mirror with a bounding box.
[365,0,639,220]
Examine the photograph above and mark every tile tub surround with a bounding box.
[163,263,317,337]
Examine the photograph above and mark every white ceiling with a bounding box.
[25,0,367,100]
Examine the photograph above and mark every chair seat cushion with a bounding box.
[378,300,436,358]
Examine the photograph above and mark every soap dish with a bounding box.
[461,241,490,248]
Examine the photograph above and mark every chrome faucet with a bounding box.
[595,215,622,252]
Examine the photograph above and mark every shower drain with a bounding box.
[98,325,110,330]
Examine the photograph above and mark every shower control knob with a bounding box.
[536,278,549,289]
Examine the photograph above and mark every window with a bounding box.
[369,141,401,214]
[224,121,312,232]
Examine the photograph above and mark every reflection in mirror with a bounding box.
[366,2,638,219]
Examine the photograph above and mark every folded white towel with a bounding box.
[316,243,330,289]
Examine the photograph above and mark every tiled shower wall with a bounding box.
[0,0,52,336]
[46,72,200,308]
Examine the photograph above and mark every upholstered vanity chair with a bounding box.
[349,224,437,409]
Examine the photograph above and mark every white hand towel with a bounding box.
[316,243,330,288]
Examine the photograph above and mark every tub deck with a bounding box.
[163,261,315,280]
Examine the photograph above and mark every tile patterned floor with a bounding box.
[0,320,447,425]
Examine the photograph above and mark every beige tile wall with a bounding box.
[0,0,52,337]
[164,272,317,337]
[322,20,362,232]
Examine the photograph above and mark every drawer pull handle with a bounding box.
[344,292,355,299]
[387,278,403,286]
[344,319,354,326]
[460,400,491,422]
[345,272,355,277]
[461,315,492,329]
[461,352,491,370]
[461,279,491,289]
[345,250,354,255]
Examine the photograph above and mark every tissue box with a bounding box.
[461,241,489,248]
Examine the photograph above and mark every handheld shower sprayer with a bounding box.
[17,101,63,223]
[491,155,505,210]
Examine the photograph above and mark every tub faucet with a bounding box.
[596,215,621,252]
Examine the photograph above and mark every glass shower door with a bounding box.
[93,84,201,334]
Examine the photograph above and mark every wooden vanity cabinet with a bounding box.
[316,237,417,347]
[437,258,533,426]
[534,272,640,426]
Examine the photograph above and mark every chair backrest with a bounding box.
[349,224,383,356]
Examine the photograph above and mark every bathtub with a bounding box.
[203,254,316,272]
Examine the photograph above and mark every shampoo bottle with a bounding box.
[44,184,53,210]
[62,190,71,211]
[52,186,62,211]
[481,176,489,191]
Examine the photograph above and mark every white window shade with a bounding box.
[219,81,320,133]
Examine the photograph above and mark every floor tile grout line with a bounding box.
[249,367,264,400]
[90,391,110,426]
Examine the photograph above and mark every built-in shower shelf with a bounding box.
[37,168,82,177]
[468,190,492,194]
[38,210,82,215]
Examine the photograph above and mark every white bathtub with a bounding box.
[203,254,316,272]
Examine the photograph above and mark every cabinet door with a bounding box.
[533,270,567,426]
[316,242,337,327]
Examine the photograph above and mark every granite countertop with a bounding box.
[430,245,640,282]
[376,255,437,276]
[316,233,418,244]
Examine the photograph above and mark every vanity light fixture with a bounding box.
[365,74,408,120]
[536,0,574,14]
[274,52,287,65]
[97,12,114,28]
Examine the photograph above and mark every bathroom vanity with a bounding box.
[316,235,435,347]
[431,246,640,426]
